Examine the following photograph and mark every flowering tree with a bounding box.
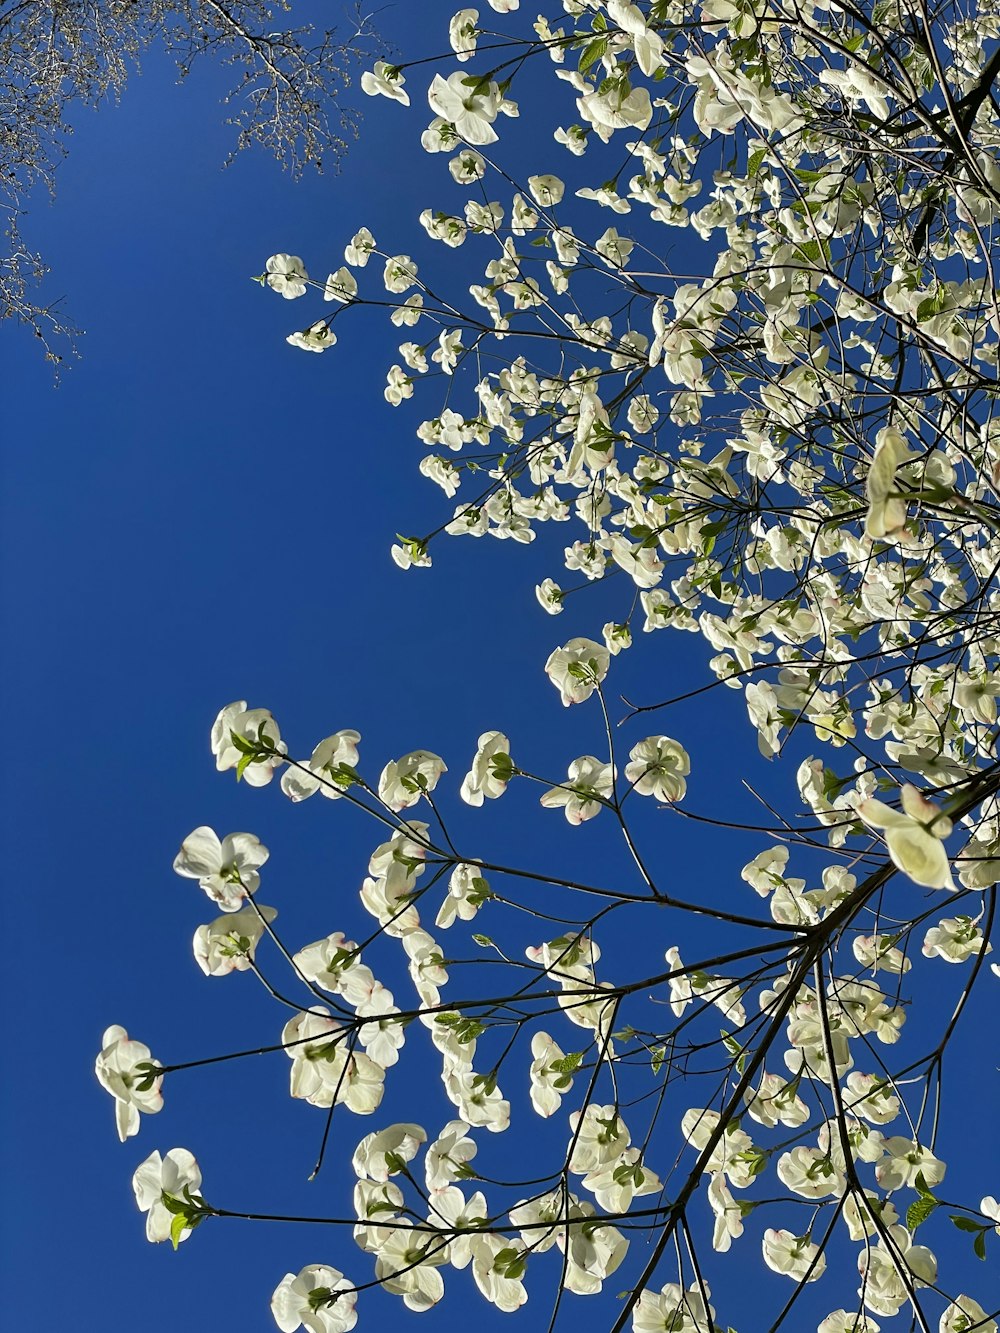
[100,2,1000,1331]
[0,0,379,361]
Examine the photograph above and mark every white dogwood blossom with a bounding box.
[95,1026,163,1141]
[858,786,955,891]
[172,826,269,911]
[132,1148,203,1244]
[271,1266,358,1333]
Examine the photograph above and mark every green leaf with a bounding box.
[578,36,608,75]
[169,1211,188,1251]
[471,933,493,947]
[914,1172,937,1198]
[907,1195,939,1231]
[974,1229,987,1260]
[236,753,253,781]
[950,1214,985,1232]
[746,148,766,177]
[549,1051,584,1075]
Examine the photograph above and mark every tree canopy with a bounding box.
[94,3,1000,1332]
[0,0,377,359]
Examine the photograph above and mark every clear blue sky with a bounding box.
[2,5,996,1330]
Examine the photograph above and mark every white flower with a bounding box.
[625,735,690,802]
[425,1120,477,1191]
[853,934,911,974]
[361,62,409,105]
[858,785,955,890]
[528,1032,574,1117]
[844,1072,901,1126]
[470,1233,528,1311]
[540,755,614,824]
[383,255,419,294]
[172,826,268,911]
[460,731,512,804]
[858,1226,937,1316]
[193,903,277,976]
[578,81,653,133]
[95,1025,163,1141]
[762,1228,826,1282]
[353,1124,427,1181]
[132,1148,202,1244]
[281,730,361,802]
[345,228,376,267]
[544,637,610,706]
[378,750,447,810]
[708,1172,744,1252]
[374,1228,447,1311]
[428,72,501,146]
[633,1282,716,1332]
[982,1194,1000,1235]
[744,1071,809,1128]
[323,267,357,303]
[449,9,479,62]
[444,1067,510,1131]
[818,1313,880,1333]
[211,702,284,786]
[568,1104,630,1175]
[265,254,308,299]
[939,1296,997,1333]
[536,577,565,614]
[528,174,565,207]
[922,915,991,962]
[283,1008,385,1114]
[777,1145,845,1199]
[875,1138,946,1193]
[271,1265,358,1333]
[287,321,337,353]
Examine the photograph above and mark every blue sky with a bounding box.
[2,4,997,1330]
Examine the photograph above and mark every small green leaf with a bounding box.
[907,1195,938,1231]
[578,36,608,74]
[746,148,766,176]
[169,1212,188,1251]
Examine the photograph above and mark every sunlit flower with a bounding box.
[271,1265,358,1333]
[172,826,268,911]
[132,1148,202,1244]
[95,1025,163,1141]
[361,62,409,105]
[265,253,308,299]
[858,785,954,891]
